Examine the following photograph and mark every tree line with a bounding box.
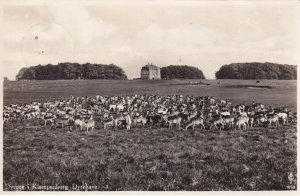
[16,63,128,80]
[15,62,297,81]
[215,62,297,80]
[161,65,206,79]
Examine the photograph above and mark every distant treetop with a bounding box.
[161,65,205,79]
[16,62,128,80]
[215,62,297,80]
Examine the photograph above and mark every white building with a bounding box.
[140,63,161,80]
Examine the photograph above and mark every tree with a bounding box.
[215,62,297,80]
[16,67,28,80]
[161,65,205,79]
[16,62,128,80]
[4,77,9,82]
[22,68,36,80]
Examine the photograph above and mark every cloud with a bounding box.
[48,5,118,44]
[139,24,224,48]
[2,3,299,80]
[31,23,67,42]
[114,45,147,58]
[249,34,298,51]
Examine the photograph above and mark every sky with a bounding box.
[1,0,300,80]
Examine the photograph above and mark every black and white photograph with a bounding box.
[1,0,299,192]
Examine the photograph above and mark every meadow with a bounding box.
[3,79,297,110]
[2,79,297,191]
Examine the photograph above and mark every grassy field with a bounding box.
[3,79,297,111]
[2,79,297,191]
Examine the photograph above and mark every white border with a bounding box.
[0,0,299,195]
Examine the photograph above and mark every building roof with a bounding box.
[142,63,160,69]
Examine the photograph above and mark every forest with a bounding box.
[215,62,297,80]
[16,63,128,80]
[161,65,206,79]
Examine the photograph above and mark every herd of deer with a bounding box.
[3,94,297,132]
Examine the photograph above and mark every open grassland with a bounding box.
[3,79,297,191]
[3,120,297,191]
[3,79,296,111]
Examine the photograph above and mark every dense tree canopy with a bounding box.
[161,65,205,79]
[16,63,128,80]
[215,62,297,80]
[3,77,9,82]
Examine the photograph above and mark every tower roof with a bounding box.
[142,63,159,69]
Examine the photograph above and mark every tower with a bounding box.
[140,63,161,79]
